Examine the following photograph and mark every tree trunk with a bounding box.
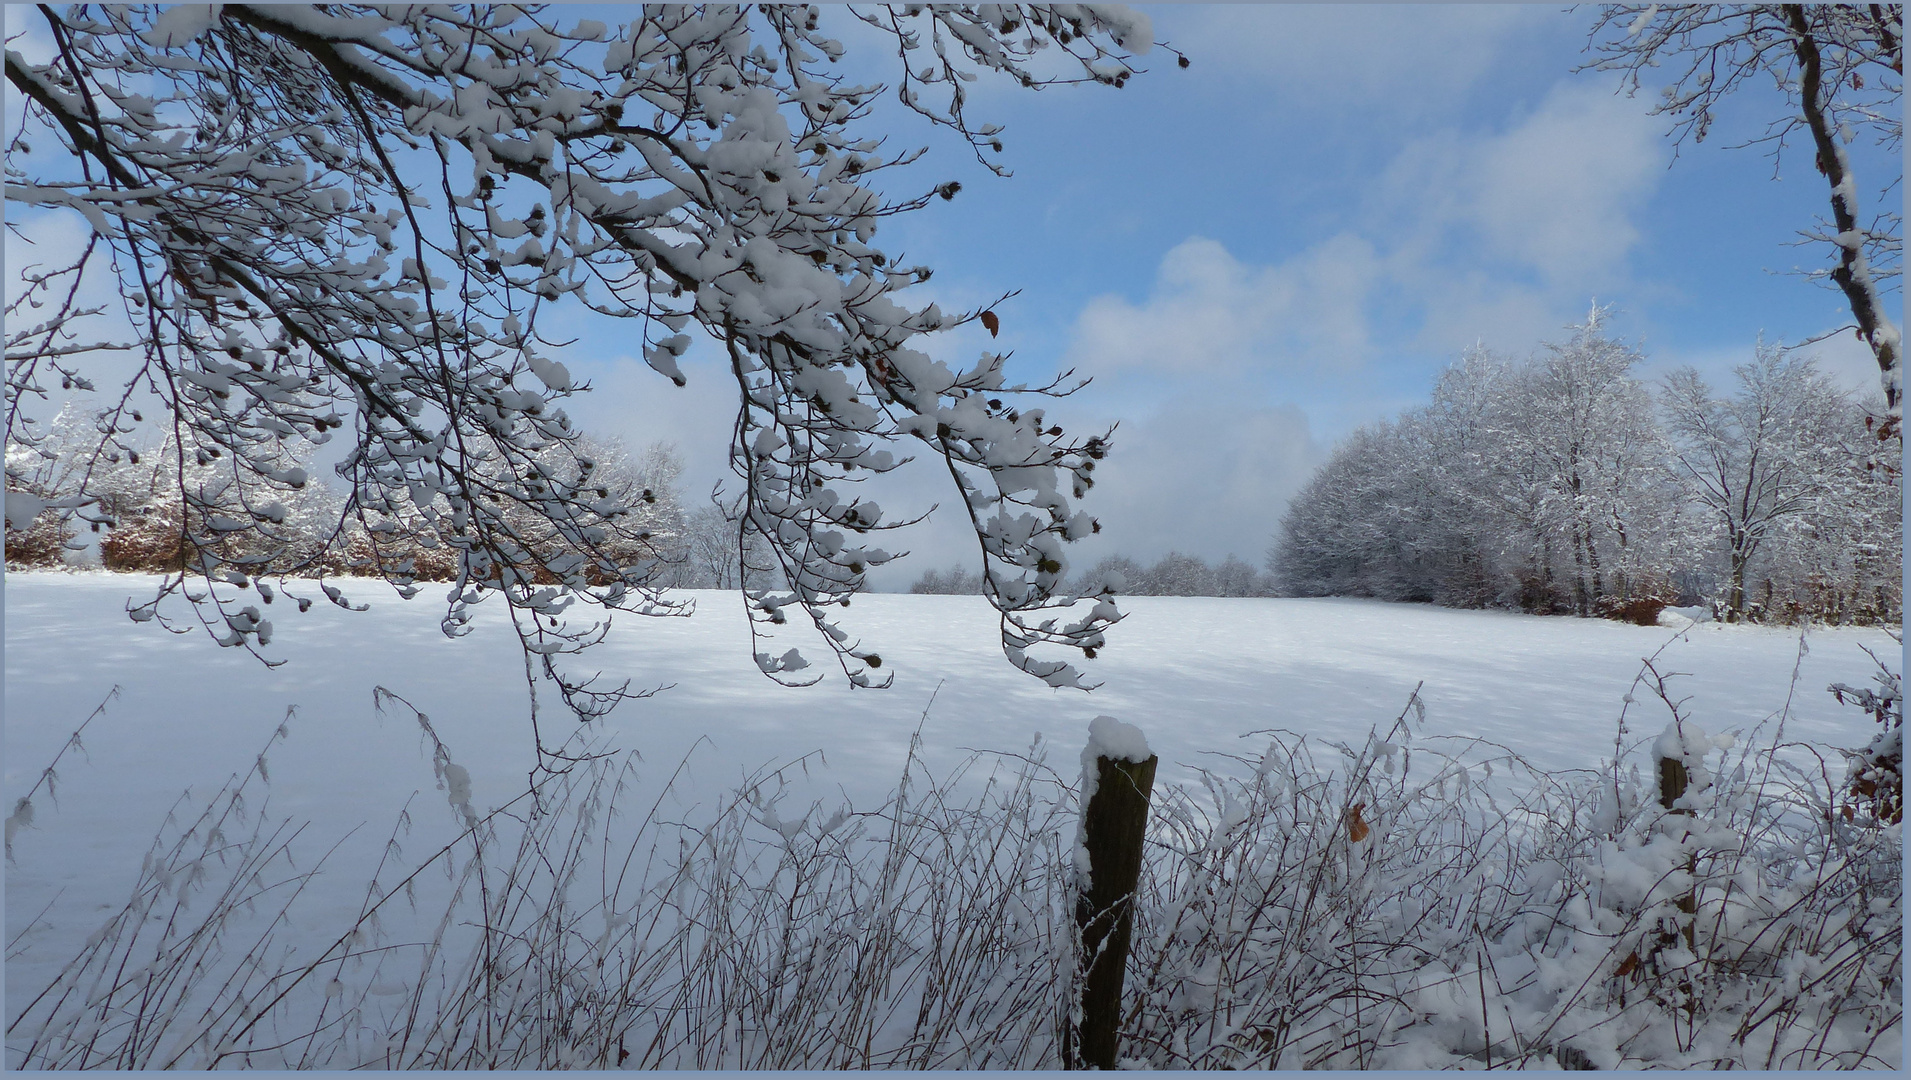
[1586,528,1605,608]
[1728,546,1750,621]
[1784,4,1904,421]
[1725,520,1760,621]
[1570,527,1592,615]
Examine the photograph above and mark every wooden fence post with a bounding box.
[1657,741,1698,949]
[1656,752,1689,813]
[1066,717,1157,1071]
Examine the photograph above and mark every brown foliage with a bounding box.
[1843,767,1903,826]
[98,507,193,572]
[1593,574,1679,626]
[1344,802,1370,844]
[4,510,73,568]
[329,531,460,582]
[1597,595,1669,627]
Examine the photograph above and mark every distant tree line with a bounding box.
[910,551,1276,597]
[4,417,779,591]
[1271,314,1901,625]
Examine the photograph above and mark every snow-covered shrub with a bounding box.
[6,705,1085,1069]
[323,518,462,584]
[316,437,692,592]
[95,498,193,572]
[1593,575,1677,625]
[2,502,72,568]
[67,429,349,578]
[1833,643,1904,826]
[1114,676,1901,1069]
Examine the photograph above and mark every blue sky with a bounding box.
[7,5,1898,588]
[550,4,1899,587]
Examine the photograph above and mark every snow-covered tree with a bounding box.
[677,504,726,589]
[1137,551,1214,596]
[1278,314,1895,625]
[908,566,948,594]
[1211,554,1265,597]
[1663,345,1898,621]
[2,441,74,567]
[1072,554,1146,599]
[472,435,689,588]
[1584,4,1904,421]
[6,5,1167,718]
[1274,378,1523,607]
[1272,421,1418,601]
[1275,314,1684,617]
[1760,420,1902,623]
[1424,347,1579,611]
[4,404,348,575]
[676,498,774,590]
[70,425,351,583]
[907,562,983,595]
[4,404,97,565]
[1504,311,1678,615]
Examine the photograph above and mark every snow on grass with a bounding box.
[5,572,1890,895]
[4,571,1901,1067]
[8,575,1889,849]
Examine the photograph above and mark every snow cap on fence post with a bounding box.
[1083,714,1153,767]
[1652,719,1733,813]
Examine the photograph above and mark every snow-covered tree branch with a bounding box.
[1583,3,1904,422]
[5,4,1163,719]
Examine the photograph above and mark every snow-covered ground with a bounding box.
[5,570,1899,1047]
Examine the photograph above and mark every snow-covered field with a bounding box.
[5,571,1901,1066]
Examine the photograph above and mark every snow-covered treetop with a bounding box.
[7,5,1170,733]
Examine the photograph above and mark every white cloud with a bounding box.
[1373,79,1667,292]
[855,400,1319,588]
[1800,329,1894,399]
[1068,401,1318,566]
[1169,4,1555,113]
[1406,274,1595,359]
[1462,82,1667,283]
[1063,79,1668,385]
[1067,233,1383,375]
